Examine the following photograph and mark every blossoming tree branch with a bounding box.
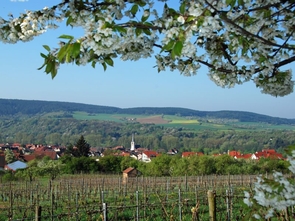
[0,0,295,96]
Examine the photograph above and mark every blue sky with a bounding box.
[1,0,295,119]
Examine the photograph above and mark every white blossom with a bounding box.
[0,0,293,96]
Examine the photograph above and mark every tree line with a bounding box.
[0,98,294,124]
[1,116,294,154]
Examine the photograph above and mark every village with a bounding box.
[0,133,285,172]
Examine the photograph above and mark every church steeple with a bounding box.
[131,133,135,151]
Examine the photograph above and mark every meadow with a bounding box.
[71,112,295,131]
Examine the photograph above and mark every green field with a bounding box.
[72,112,149,122]
[71,112,295,131]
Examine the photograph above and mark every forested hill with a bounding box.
[0,98,294,125]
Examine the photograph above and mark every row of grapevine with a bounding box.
[0,175,258,220]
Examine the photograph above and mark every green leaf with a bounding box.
[40,53,47,59]
[91,61,96,68]
[57,45,68,62]
[238,0,244,6]
[226,0,232,5]
[66,16,73,26]
[241,46,248,55]
[37,62,46,71]
[141,16,148,22]
[45,61,53,73]
[263,9,271,18]
[137,1,146,7]
[179,2,186,14]
[259,55,267,64]
[135,28,142,36]
[65,46,72,63]
[51,62,57,79]
[171,49,176,60]
[173,41,183,57]
[142,28,151,35]
[72,42,81,58]
[230,0,237,8]
[161,40,175,53]
[141,10,149,22]
[115,26,127,34]
[104,57,114,67]
[102,62,107,71]
[186,16,195,23]
[226,0,236,8]
[43,45,51,52]
[131,4,139,17]
[58,35,74,41]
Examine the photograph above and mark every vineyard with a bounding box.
[0,174,260,221]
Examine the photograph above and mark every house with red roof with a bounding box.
[142,150,159,162]
[122,167,141,183]
[234,153,253,160]
[251,149,283,160]
[228,150,241,157]
[19,150,58,162]
[182,152,204,158]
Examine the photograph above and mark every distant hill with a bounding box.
[0,98,294,125]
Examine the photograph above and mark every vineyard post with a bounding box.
[230,187,233,220]
[75,192,79,221]
[34,191,41,221]
[166,178,169,202]
[84,180,87,196]
[35,205,42,221]
[118,177,121,193]
[67,182,70,202]
[9,183,12,219]
[124,180,127,197]
[50,181,54,220]
[208,190,216,221]
[226,189,231,221]
[179,189,182,221]
[31,185,33,206]
[195,186,198,204]
[144,183,147,219]
[101,190,104,205]
[103,203,108,221]
[136,176,139,191]
[25,181,28,205]
[82,177,84,195]
[136,190,139,221]
[285,207,291,220]
[185,174,187,192]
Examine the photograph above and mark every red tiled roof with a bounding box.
[228,151,241,157]
[12,143,21,147]
[22,151,57,162]
[143,150,158,158]
[182,152,204,157]
[262,149,276,154]
[123,167,135,174]
[120,152,130,157]
[235,153,252,159]
[253,150,283,160]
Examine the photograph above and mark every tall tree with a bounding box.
[75,135,90,157]
[1,0,294,96]
[4,149,15,164]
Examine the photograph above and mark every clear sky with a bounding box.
[1,0,295,119]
